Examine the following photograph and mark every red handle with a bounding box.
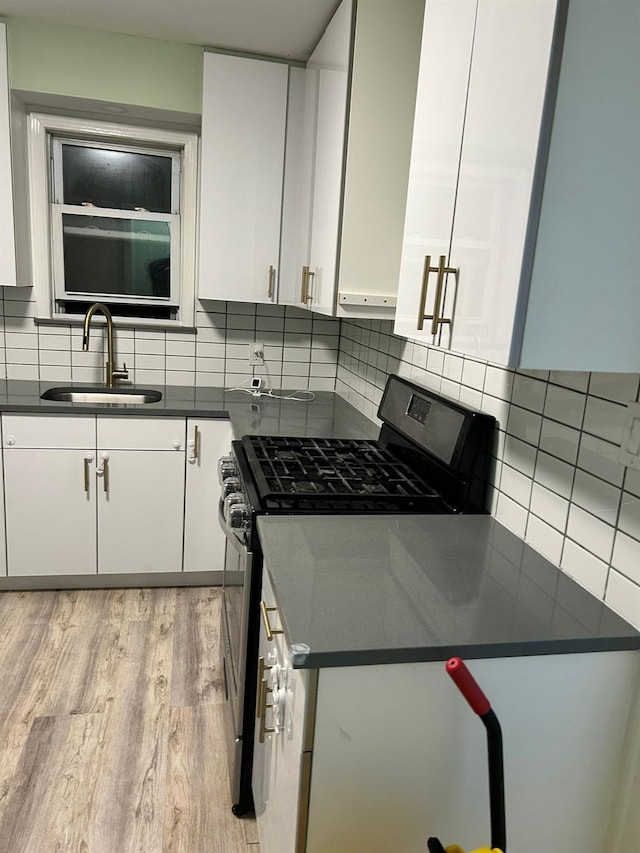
[446,657,491,716]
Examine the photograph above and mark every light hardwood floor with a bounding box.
[0,587,259,853]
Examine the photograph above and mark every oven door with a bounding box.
[220,514,258,814]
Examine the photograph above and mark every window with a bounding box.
[27,114,198,326]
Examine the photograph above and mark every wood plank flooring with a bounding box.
[0,587,259,853]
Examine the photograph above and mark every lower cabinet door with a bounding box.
[183,418,232,573]
[97,449,185,574]
[4,448,97,576]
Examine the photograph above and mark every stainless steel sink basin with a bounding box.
[40,386,162,405]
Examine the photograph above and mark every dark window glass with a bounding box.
[62,214,171,299]
[62,145,173,213]
[59,300,175,320]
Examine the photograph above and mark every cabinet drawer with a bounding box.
[97,416,186,450]
[2,414,95,449]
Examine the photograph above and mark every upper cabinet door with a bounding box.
[447,0,556,363]
[302,0,352,317]
[0,23,17,287]
[198,53,288,305]
[394,0,557,364]
[393,0,477,341]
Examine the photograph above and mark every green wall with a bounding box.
[6,18,203,113]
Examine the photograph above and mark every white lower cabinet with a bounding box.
[95,416,186,575]
[183,418,231,573]
[1,412,230,578]
[4,448,97,576]
[254,570,639,853]
[96,449,185,575]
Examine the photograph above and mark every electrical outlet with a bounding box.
[249,342,264,366]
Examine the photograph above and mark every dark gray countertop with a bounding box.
[0,381,378,440]
[257,514,640,669]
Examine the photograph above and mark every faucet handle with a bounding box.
[113,363,129,381]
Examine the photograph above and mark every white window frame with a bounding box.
[27,112,198,327]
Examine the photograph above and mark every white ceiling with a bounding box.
[0,0,342,61]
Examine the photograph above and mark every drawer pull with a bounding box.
[260,600,283,642]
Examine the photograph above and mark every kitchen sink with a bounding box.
[40,386,163,405]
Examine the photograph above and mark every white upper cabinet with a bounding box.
[280,0,424,319]
[395,0,557,365]
[396,0,640,372]
[198,52,288,305]
[0,23,18,288]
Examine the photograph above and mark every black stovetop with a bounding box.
[240,435,448,513]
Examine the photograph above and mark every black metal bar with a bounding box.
[480,708,507,852]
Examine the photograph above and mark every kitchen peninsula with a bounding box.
[252,514,640,853]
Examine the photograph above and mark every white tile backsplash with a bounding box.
[560,539,609,599]
[525,515,564,565]
[566,505,615,563]
[337,318,640,629]
[544,383,586,429]
[618,492,640,539]
[571,469,621,526]
[583,396,626,444]
[529,483,569,533]
[588,372,639,404]
[611,531,640,585]
[576,432,625,487]
[0,296,339,393]
[605,570,640,627]
[534,451,575,499]
[511,373,547,413]
[538,418,580,465]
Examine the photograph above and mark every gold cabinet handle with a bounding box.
[260,600,283,642]
[417,255,432,331]
[268,265,276,300]
[187,424,200,463]
[257,656,273,719]
[193,425,200,462]
[83,453,94,493]
[417,254,457,334]
[300,265,315,305]
[259,680,276,743]
[306,268,315,304]
[431,254,447,336]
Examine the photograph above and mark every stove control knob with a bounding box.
[228,503,249,530]
[224,493,249,528]
[218,456,237,484]
[221,477,241,498]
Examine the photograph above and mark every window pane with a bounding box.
[62,214,171,299]
[62,145,173,213]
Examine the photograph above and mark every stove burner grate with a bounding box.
[242,435,442,511]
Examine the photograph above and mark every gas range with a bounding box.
[221,375,496,545]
